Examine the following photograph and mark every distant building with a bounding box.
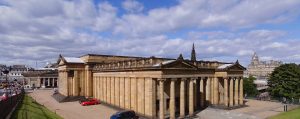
[9,65,32,82]
[22,63,58,89]
[245,52,282,90]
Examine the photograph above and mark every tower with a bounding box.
[251,52,259,65]
[191,43,196,62]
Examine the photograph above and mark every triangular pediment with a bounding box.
[57,54,67,66]
[161,60,198,69]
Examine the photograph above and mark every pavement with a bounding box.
[197,99,285,119]
[231,99,284,119]
[28,89,119,119]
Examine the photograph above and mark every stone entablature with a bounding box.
[93,57,228,72]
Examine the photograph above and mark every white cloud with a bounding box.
[122,0,144,13]
[0,0,300,67]
[115,0,300,36]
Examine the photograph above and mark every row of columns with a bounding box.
[158,78,195,119]
[158,76,243,119]
[40,77,57,87]
[92,76,243,119]
[93,76,156,118]
[224,77,243,107]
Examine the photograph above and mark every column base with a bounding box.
[178,116,185,119]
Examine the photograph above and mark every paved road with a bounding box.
[29,89,119,119]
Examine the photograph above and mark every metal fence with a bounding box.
[0,89,24,119]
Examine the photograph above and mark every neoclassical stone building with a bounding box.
[57,45,246,119]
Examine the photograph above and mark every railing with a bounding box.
[0,89,25,119]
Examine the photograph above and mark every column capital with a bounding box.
[223,77,229,79]
[157,78,166,82]
[190,77,198,80]
[180,78,188,81]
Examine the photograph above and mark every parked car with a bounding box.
[79,98,100,106]
[110,110,139,119]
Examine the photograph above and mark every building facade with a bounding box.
[57,45,246,119]
[245,52,282,90]
[0,65,33,82]
[245,52,282,79]
[9,65,32,82]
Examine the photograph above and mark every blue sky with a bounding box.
[0,0,300,68]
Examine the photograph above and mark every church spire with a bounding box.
[191,43,196,62]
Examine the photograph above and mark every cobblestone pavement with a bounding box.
[197,99,285,119]
[28,89,119,119]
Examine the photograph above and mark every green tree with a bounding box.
[243,76,258,97]
[268,63,300,99]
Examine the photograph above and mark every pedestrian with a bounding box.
[283,97,286,104]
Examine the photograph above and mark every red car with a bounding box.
[80,98,100,106]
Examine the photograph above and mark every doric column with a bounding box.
[137,77,145,115]
[74,71,78,96]
[48,78,50,86]
[145,78,156,118]
[98,77,100,99]
[99,77,101,99]
[224,78,228,107]
[214,77,219,105]
[234,77,239,106]
[210,77,214,104]
[115,77,120,107]
[94,77,97,99]
[229,78,234,107]
[103,77,107,103]
[111,77,115,105]
[205,77,211,105]
[239,78,244,105]
[159,79,165,119]
[180,79,185,118]
[42,78,46,87]
[120,77,125,108]
[170,79,176,119]
[131,77,137,111]
[85,65,93,97]
[125,77,131,109]
[189,78,195,116]
[107,77,111,104]
[200,77,204,108]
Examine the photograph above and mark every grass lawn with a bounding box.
[268,107,300,119]
[11,94,63,119]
